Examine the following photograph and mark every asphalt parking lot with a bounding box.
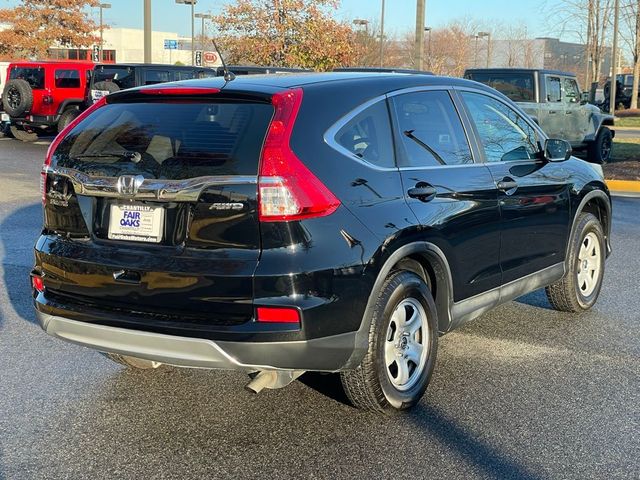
[0,137,638,480]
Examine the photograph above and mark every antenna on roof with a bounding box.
[209,36,235,82]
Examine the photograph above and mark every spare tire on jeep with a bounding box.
[2,79,34,117]
[93,81,120,95]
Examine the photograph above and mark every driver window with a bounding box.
[461,92,540,163]
[563,78,580,103]
[336,100,395,168]
[546,76,562,102]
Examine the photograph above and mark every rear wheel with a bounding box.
[546,213,606,312]
[587,127,613,164]
[340,270,438,412]
[9,125,38,142]
[102,353,163,370]
[57,108,80,133]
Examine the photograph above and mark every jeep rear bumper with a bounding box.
[36,311,357,372]
[12,115,60,129]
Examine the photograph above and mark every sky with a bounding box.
[2,0,553,40]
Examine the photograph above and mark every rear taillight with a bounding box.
[42,97,108,204]
[258,88,340,222]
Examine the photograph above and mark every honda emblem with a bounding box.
[116,175,145,197]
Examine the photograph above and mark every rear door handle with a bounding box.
[549,110,557,114]
[497,178,518,192]
[407,182,437,202]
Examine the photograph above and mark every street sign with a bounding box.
[92,45,100,62]
[164,39,178,50]
[195,50,203,67]
[204,51,218,65]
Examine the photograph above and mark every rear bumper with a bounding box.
[36,310,357,372]
[12,114,59,129]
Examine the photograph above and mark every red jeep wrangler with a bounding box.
[2,61,94,142]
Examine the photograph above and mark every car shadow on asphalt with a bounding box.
[514,288,553,310]
[1,202,41,328]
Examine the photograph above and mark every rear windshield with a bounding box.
[466,72,536,102]
[53,102,274,179]
[93,67,136,90]
[9,67,45,89]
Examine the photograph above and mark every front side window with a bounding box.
[461,92,539,163]
[391,90,473,167]
[546,76,562,102]
[563,78,580,104]
[55,69,81,89]
[335,100,395,168]
[9,67,45,89]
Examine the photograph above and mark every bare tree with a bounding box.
[620,0,640,108]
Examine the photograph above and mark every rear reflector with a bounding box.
[256,307,300,324]
[32,276,44,293]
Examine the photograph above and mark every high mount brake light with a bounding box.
[258,88,340,222]
[139,87,221,95]
[42,96,108,204]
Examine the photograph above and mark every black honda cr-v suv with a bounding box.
[33,73,611,412]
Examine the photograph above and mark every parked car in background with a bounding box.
[220,65,310,76]
[465,68,615,164]
[2,61,95,142]
[90,63,219,103]
[33,72,611,412]
[602,74,635,111]
[0,61,10,137]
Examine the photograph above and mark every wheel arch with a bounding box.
[571,188,612,259]
[345,241,454,369]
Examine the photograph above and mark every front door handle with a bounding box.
[407,182,437,202]
[549,110,557,114]
[497,177,518,193]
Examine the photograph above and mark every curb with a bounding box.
[606,179,640,196]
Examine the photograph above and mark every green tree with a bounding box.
[0,0,100,60]
[213,0,359,71]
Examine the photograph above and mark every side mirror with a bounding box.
[544,139,572,162]
[580,92,589,104]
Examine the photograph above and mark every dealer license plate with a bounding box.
[108,204,164,243]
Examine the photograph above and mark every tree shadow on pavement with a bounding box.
[1,202,40,328]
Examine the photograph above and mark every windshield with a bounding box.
[9,67,45,89]
[52,101,274,180]
[465,72,536,102]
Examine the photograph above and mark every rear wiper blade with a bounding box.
[71,151,142,163]
[403,130,446,165]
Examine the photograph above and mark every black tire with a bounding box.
[546,213,606,313]
[9,125,38,142]
[2,79,33,117]
[93,81,121,94]
[340,271,438,412]
[57,108,80,133]
[587,127,613,164]
[102,352,163,370]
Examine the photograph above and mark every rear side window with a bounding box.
[176,70,196,81]
[335,100,395,168]
[9,67,45,89]
[465,72,535,102]
[390,90,473,167]
[55,69,81,88]
[93,67,136,90]
[144,70,170,85]
[53,102,274,179]
[546,76,562,102]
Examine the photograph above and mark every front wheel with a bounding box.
[546,213,606,312]
[340,271,438,412]
[587,127,613,164]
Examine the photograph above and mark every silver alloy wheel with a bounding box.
[384,297,429,391]
[577,231,602,297]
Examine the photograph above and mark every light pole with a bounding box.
[144,0,151,63]
[353,19,369,67]
[415,0,426,70]
[195,13,213,51]
[176,0,197,66]
[379,0,385,67]
[425,27,432,69]
[98,3,111,61]
[478,32,490,68]
[610,0,620,115]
